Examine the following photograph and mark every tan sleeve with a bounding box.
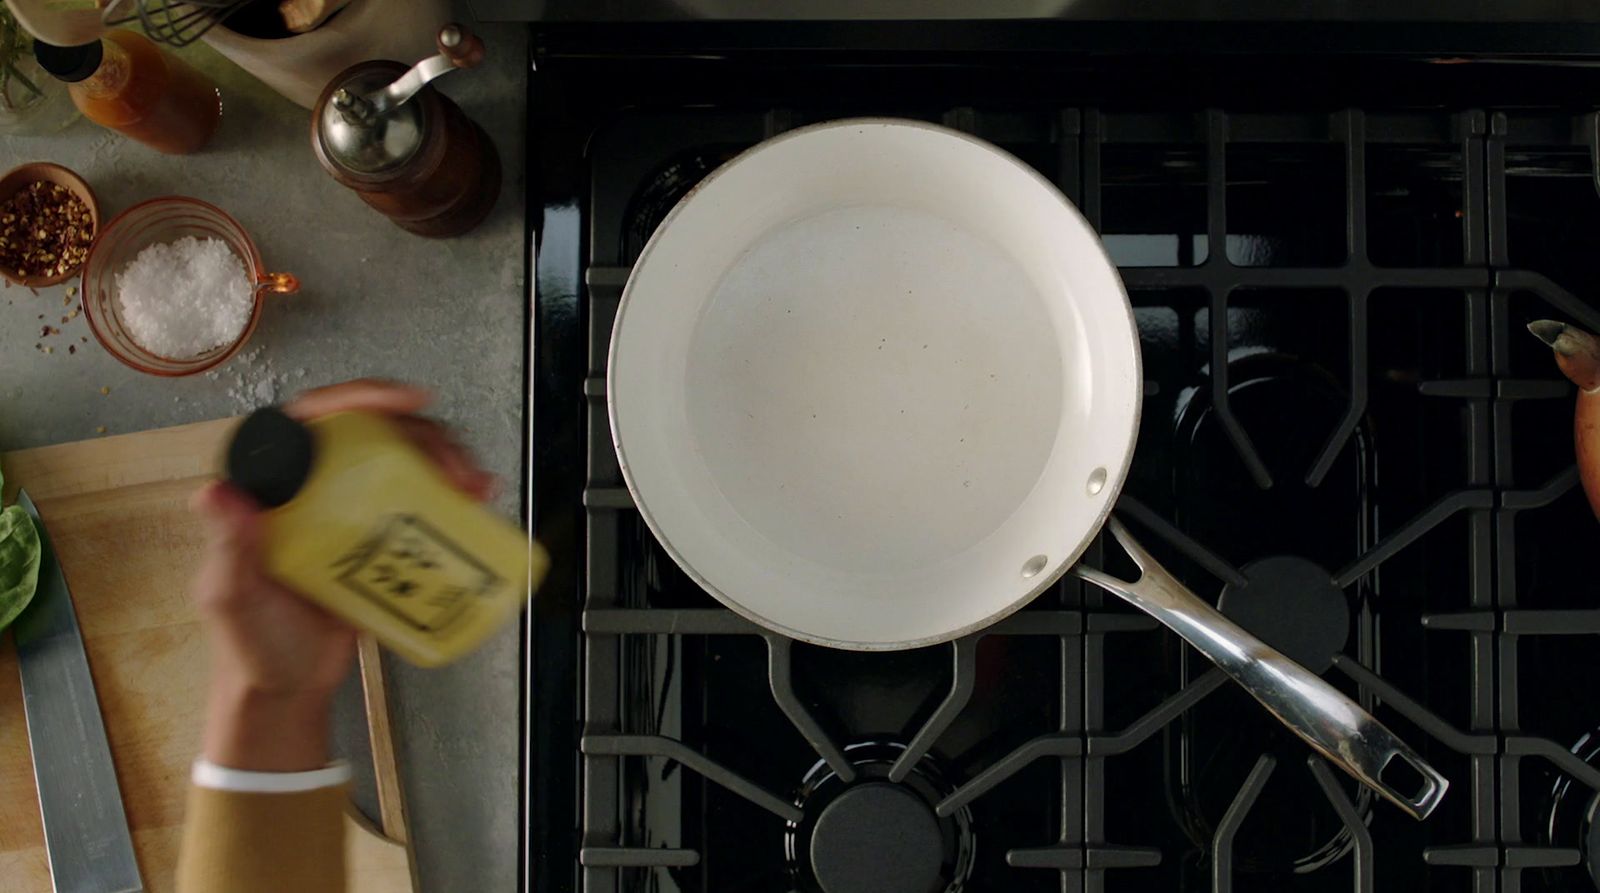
[176,784,347,893]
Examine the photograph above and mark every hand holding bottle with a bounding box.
[192,379,495,771]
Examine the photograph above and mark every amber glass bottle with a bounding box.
[34,31,220,155]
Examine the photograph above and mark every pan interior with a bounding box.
[609,120,1139,648]
[686,204,1063,573]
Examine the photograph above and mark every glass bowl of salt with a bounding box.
[81,196,298,376]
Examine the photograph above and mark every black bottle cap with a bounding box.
[32,39,104,83]
[226,407,315,508]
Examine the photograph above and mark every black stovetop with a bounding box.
[526,38,1600,893]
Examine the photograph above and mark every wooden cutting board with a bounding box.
[0,419,415,892]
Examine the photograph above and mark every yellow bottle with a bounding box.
[225,408,545,667]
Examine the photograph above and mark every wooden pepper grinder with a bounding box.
[311,23,500,238]
[1530,319,1600,518]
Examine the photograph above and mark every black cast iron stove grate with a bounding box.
[533,60,1600,893]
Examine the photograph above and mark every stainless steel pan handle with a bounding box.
[1074,517,1449,820]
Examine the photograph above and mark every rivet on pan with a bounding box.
[1087,467,1108,495]
[1021,554,1049,579]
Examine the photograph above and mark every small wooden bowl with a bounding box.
[0,162,101,288]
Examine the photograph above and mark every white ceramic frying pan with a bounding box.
[608,119,1448,819]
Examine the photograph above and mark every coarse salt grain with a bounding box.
[114,236,252,359]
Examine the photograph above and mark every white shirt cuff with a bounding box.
[191,758,352,794]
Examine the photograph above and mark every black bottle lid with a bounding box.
[226,407,316,508]
[32,39,104,84]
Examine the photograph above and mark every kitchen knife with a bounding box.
[12,489,142,893]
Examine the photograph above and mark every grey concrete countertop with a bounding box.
[0,23,528,893]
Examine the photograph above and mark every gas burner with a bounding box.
[1543,727,1600,890]
[1218,555,1350,673]
[785,742,974,893]
[811,784,942,893]
[1161,348,1376,877]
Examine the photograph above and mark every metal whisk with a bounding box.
[101,0,251,48]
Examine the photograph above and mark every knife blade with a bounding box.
[12,489,143,893]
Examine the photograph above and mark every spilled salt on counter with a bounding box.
[115,236,252,359]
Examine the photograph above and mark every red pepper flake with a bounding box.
[0,182,94,280]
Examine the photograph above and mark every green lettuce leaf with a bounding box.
[0,503,41,631]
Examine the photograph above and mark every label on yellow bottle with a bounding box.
[238,410,545,667]
[330,514,509,635]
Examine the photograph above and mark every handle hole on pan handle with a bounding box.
[1087,467,1107,495]
[1021,554,1049,579]
[1379,752,1431,802]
